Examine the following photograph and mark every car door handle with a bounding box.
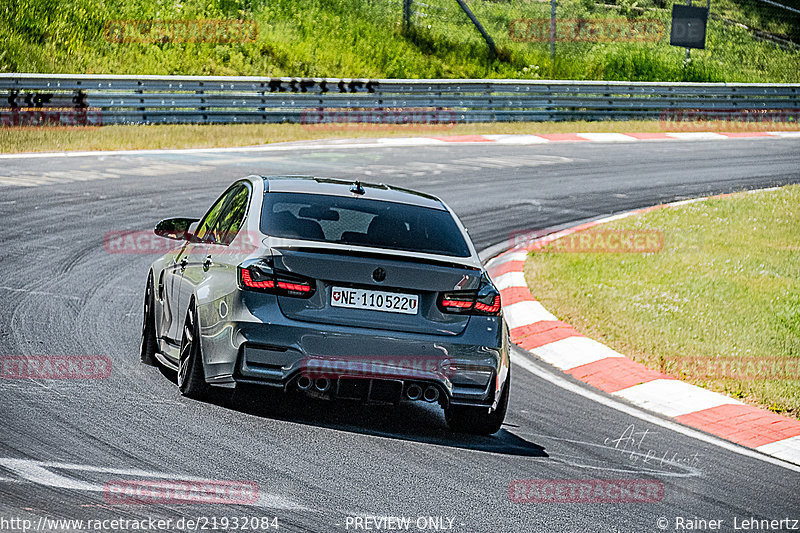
[203,255,212,270]
[180,258,188,270]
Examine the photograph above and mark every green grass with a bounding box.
[0,0,798,82]
[524,185,800,418]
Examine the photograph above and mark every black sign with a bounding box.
[670,4,708,49]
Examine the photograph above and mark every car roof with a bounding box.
[259,175,446,210]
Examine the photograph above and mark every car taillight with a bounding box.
[240,268,274,290]
[439,287,501,316]
[474,294,501,314]
[238,263,314,298]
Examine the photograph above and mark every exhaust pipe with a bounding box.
[297,375,313,391]
[405,383,423,401]
[314,378,331,392]
[423,386,439,403]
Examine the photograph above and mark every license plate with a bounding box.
[331,287,419,315]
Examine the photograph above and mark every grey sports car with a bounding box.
[140,175,511,434]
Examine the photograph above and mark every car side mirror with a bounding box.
[154,217,199,241]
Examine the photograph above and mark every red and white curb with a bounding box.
[378,131,800,145]
[2,130,798,159]
[486,191,800,466]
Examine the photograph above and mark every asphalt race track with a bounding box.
[0,138,798,532]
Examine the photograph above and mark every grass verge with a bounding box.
[524,185,800,419]
[0,120,686,153]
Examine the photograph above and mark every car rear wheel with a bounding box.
[140,272,158,366]
[177,301,211,399]
[445,365,510,435]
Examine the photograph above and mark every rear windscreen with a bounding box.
[260,192,471,258]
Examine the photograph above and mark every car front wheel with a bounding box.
[140,272,158,366]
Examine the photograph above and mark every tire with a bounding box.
[177,300,211,399]
[445,365,511,435]
[140,272,158,366]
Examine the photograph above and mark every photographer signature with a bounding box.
[604,424,701,467]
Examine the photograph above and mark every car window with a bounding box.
[194,189,234,244]
[194,183,249,245]
[212,184,250,245]
[260,192,471,257]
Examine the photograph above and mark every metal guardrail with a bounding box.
[0,73,798,125]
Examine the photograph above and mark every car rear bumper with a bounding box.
[201,317,507,407]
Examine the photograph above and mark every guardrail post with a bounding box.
[259,82,266,123]
[198,81,207,124]
[487,83,496,123]
[136,80,145,125]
